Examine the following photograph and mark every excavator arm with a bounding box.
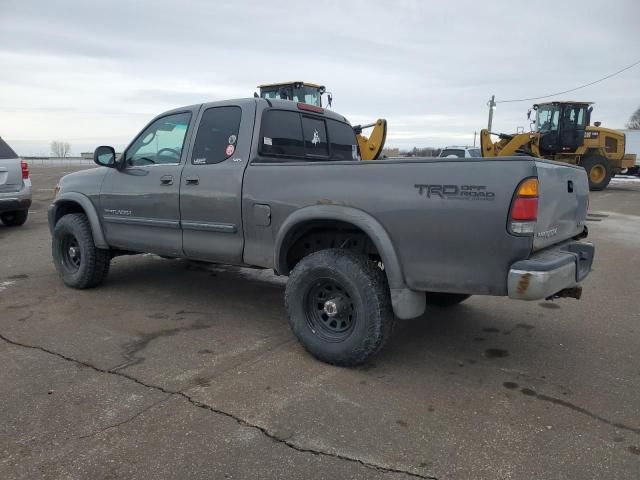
[480,129,538,157]
[354,119,387,161]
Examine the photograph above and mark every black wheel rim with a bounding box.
[304,278,356,341]
[60,234,82,272]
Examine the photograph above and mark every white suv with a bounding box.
[439,146,481,158]
[0,137,31,226]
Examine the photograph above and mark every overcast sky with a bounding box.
[1,0,639,156]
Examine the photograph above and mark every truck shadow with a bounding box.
[104,256,552,374]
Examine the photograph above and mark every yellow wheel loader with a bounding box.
[257,81,387,161]
[480,101,637,190]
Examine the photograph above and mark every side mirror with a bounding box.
[94,146,116,167]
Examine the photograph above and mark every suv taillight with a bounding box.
[510,178,538,235]
[21,160,29,179]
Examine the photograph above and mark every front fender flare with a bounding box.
[48,192,108,248]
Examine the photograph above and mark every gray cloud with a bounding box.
[0,0,639,155]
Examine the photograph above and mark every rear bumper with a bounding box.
[508,240,594,300]
[0,180,32,213]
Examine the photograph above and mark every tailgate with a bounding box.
[534,160,589,250]
[0,158,23,193]
[0,138,22,193]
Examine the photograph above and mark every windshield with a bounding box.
[260,86,322,107]
[536,105,560,133]
[293,87,321,107]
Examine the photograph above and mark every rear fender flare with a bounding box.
[274,205,404,288]
[48,192,108,248]
[274,205,425,319]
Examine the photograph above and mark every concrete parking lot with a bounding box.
[1,165,639,479]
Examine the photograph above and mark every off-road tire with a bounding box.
[426,292,470,307]
[581,155,612,191]
[285,249,394,366]
[52,213,111,289]
[0,210,28,226]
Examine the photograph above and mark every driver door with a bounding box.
[100,109,198,256]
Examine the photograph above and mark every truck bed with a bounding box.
[242,156,589,296]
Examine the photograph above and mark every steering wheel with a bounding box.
[157,148,181,160]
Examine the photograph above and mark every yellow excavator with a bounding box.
[257,82,387,160]
[480,101,637,190]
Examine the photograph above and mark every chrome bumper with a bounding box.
[508,241,594,301]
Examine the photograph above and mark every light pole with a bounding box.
[487,95,496,131]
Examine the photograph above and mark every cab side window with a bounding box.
[125,112,191,167]
[258,109,359,162]
[191,106,242,165]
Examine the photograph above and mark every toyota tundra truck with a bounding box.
[49,98,594,366]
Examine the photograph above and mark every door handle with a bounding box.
[160,175,174,185]
[185,176,199,185]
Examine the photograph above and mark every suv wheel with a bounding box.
[1,210,28,227]
[52,213,111,289]
[285,249,394,366]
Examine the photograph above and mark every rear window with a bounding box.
[440,149,466,158]
[468,148,481,158]
[302,116,329,158]
[0,138,18,159]
[328,119,359,161]
[261,110,305,157]
[259,110,359,161]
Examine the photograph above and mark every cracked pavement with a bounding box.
[1,166,639,479]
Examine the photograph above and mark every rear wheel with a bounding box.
[0,210,28,227]
[52,213,111,289]
[426,292,470,307]
[581,155,612,191]
[285,249,394,366]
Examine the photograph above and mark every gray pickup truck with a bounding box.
[49,98,594,366]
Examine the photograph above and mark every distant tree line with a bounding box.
[627,106,640,130]
[51,140,71,158]
[381,147,442,158]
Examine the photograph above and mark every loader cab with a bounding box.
[534,102,590,155]
[257,82,330,108]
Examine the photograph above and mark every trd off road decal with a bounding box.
[415,184,496,200]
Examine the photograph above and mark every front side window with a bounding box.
[125,112,191,166]
[191,106,242,165]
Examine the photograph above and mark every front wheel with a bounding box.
[1,210,28,227]
[581,155,612,191]
[52,213,111,289]
[285,249,394,366]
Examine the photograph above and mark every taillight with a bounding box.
[510,178,538,235]
[21,160,29,179]
[297,102,324,114]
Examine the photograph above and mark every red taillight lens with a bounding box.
[297,102,324,114]
[510,178,538,235]
[511,197,538,221]
[21,160,29,179]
